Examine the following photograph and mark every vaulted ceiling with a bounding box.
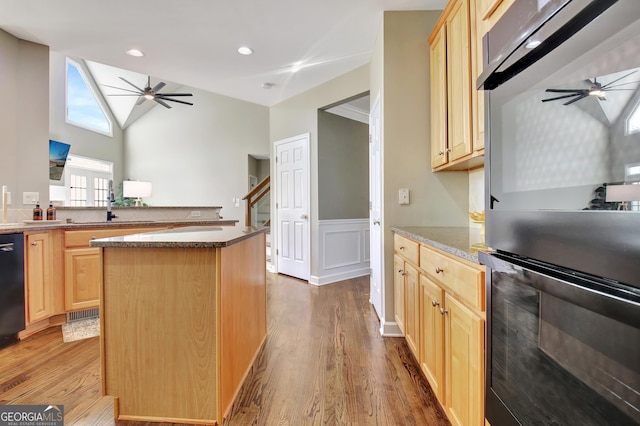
[0,0,447,110]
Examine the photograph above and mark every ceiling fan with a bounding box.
[542,70,639,106]
[104,76,193,108]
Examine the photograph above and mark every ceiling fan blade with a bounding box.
[601,70,639,89]
[563,93,588,105]
[603,81,640,89]
[119,77,144,92]
[156,96,193,106]
[154,98,172,109]
[102,84,142,95]
[542,93,583,102]
[156,93,193,97]
[152,81,166,92]
[135,96,147,106]
[545,88,586,93]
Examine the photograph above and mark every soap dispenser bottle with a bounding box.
[47,204,56,221]
[33,203,43,220]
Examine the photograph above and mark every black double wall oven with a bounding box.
[479,0,640,425]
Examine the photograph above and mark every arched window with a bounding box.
[66,58,112,136]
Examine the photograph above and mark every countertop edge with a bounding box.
[90,226,269,248]
[391,226,483,264]
[0,219,238,234]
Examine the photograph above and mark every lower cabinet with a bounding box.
[25,232,54,324]
[64,247,102,311]
[419,244,485,426]
[63,226,165,312]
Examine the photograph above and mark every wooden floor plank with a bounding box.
[0,273,449,426]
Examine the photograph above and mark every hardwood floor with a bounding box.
[0,273,449,426]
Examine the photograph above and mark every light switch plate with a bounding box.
[399,188,410,205]
[23,192,39,205]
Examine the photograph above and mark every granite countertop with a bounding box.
[90,225,269,248]
[0,219,238,235]
[391,226,487,263]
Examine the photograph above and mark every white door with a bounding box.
[369,95,383,320]
[275,134,310,281]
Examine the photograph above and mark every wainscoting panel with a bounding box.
[310,219,370,286]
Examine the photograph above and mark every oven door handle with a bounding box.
[480,251,640,329]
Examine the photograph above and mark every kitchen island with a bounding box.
[91,226,268,425]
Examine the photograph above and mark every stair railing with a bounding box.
[242,176,270,227]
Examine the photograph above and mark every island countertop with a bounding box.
[90,225,268,248]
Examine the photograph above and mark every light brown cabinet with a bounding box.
[393,230,486,426]
[419,243,485,426]
[394,234,420,357]
[25,232,54,324]
[429,0,516,171]
[63,226,165,311]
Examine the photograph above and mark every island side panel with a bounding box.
[219,232,267,418]
[101,247,219,423]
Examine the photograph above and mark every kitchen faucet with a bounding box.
[107,180,117,221]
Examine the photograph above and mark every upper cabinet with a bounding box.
[429,0,514,172]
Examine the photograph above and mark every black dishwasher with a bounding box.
[0,233,25,348]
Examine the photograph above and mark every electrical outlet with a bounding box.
[190,210,201,218]
[23,192,39,205]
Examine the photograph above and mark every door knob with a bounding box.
[301,214,308,219]
[373,219,380,225]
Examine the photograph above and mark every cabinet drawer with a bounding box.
[420,245,484,312]
[64,227,165,248]
[394,234,419,265]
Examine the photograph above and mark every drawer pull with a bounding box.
[431,300,439,307]
[399,246,405,250]
[435,267,444,274]
[440,307,449,315]
[31,242,38,246]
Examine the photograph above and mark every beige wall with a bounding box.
[374,11,470,323]
[124,86,269,219]
[0,29,49,208]
[318,110,369,220]
[270,64,370,278]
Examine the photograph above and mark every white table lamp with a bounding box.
[605,184,640,210]
[123,181,152,207]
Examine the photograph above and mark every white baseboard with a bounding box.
[380,319,403,337]
[309,267,370,286]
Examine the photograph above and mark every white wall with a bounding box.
[124,86,269,221]
[0,29,50,209]
[49,52,125,187]
[270,64,370,279]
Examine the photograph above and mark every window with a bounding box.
[626,98,640,135]
[66,58,113,136]
[50,155,113,206]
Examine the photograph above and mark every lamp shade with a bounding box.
[605,184,640,202]
[123,181,152,198]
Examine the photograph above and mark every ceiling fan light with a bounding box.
[126,49,145,57]
[589,89,606,98]
[144,93,155,100]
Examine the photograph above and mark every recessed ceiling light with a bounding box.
[126,49,145,57]
[238,46,253,55]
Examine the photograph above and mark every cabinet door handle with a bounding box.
[431,300,439,307]
[399,246,405,250]
[31,242,38,246]
[435,267,444,274]
[440,307,448,315]
[438,151,445,156]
